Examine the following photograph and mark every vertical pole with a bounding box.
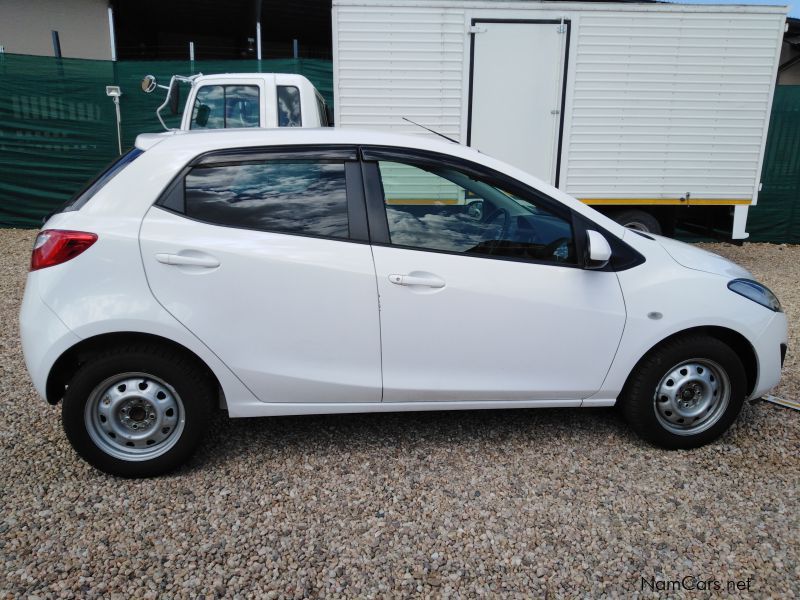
[51,31,62,58]
[113,96,122,155]
[256,22,262,60]
[107,6,117,61]
[189,41,195,61]
[293,38,299,59]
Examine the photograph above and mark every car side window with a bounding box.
[191,85,260,129]
[377,160,576,264]
[182,160,349,239]
[277,86,302,127]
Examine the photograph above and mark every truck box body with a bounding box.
[331,0,787,238]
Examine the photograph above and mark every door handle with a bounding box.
[388,273,445,288]
[154,253,220,268]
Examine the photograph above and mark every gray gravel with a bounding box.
[1,229,798,598]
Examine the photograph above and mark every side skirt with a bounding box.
[225,398,617,418]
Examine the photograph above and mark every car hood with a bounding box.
[650,234,752,279]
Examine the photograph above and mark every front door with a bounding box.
[139,147,382,404]
[469,21,569,185]
[363,149,625,403]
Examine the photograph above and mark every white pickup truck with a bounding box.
[141,72,332,131]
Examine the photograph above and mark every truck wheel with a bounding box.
[61,344,215,477]
[612,209,662,235]
[619,335,747,449]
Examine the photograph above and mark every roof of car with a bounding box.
[136,127,485,162]
[193,73,312,82]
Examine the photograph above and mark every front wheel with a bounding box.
[62,344,215,477]
[619,335,747,449]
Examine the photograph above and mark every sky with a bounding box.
[668,0,798,17]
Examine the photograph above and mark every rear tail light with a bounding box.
[30,229,97,271]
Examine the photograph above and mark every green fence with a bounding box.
[0,53,333,227]
[1,53,799,242]
[749,85,800,244]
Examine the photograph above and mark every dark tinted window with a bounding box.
[277,86,302,127]
[63,148,143,212]
[378,161,575,264]
[191,85,260,129]
[184,161,349,239]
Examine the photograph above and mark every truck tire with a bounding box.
[612,209,662,235]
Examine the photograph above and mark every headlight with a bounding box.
[727,279,782,312]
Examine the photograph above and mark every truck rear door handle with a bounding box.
[388,273,445,288]
[155,253,220,268]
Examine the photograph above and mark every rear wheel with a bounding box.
[62,344,215,477]
[619,335,747,449]
[612,209,662,235]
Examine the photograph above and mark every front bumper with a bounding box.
[749,311,789,400]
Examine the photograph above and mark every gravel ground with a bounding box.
[1,229,798,598]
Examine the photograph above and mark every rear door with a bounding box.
[468,21,569,185]
[139,146,382,404]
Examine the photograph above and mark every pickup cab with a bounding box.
[142,72,332,131]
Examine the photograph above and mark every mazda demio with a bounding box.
[20,129,787,477]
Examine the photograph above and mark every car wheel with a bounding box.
[620,335,747,449]
[612,209,662,235]
[62,344,215,477]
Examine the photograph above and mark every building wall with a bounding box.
[0,0,111,60]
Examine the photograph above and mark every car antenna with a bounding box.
[402,117,459,144]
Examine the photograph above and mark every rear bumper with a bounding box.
[19,275,80,401]
[749,311,789,400]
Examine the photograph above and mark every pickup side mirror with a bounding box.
[141,74,157,93]
[585,230,612,270]
[168,79,181,115]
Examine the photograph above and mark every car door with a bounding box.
[139,146,382,404]
[361,147,627,403]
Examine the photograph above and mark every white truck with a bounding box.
[331,0,788,239]
[141,72,332,131]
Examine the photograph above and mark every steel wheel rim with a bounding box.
[653,358,730,436]
[84,372,186,461]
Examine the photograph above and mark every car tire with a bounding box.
[619,335,747,449]
[612,209,662,235]
[62,344,215,477]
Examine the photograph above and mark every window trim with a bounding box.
[154,145,368,244]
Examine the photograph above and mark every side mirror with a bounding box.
[585,230,612,269]
[141,74,157,93]
[168,79,181,115]
[195,104,211,127]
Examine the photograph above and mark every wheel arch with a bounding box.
[623,325,758,398]
[45,332,223,406]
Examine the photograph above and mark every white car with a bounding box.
[20,128,787,477]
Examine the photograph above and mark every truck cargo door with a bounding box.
[468,20,569,186]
